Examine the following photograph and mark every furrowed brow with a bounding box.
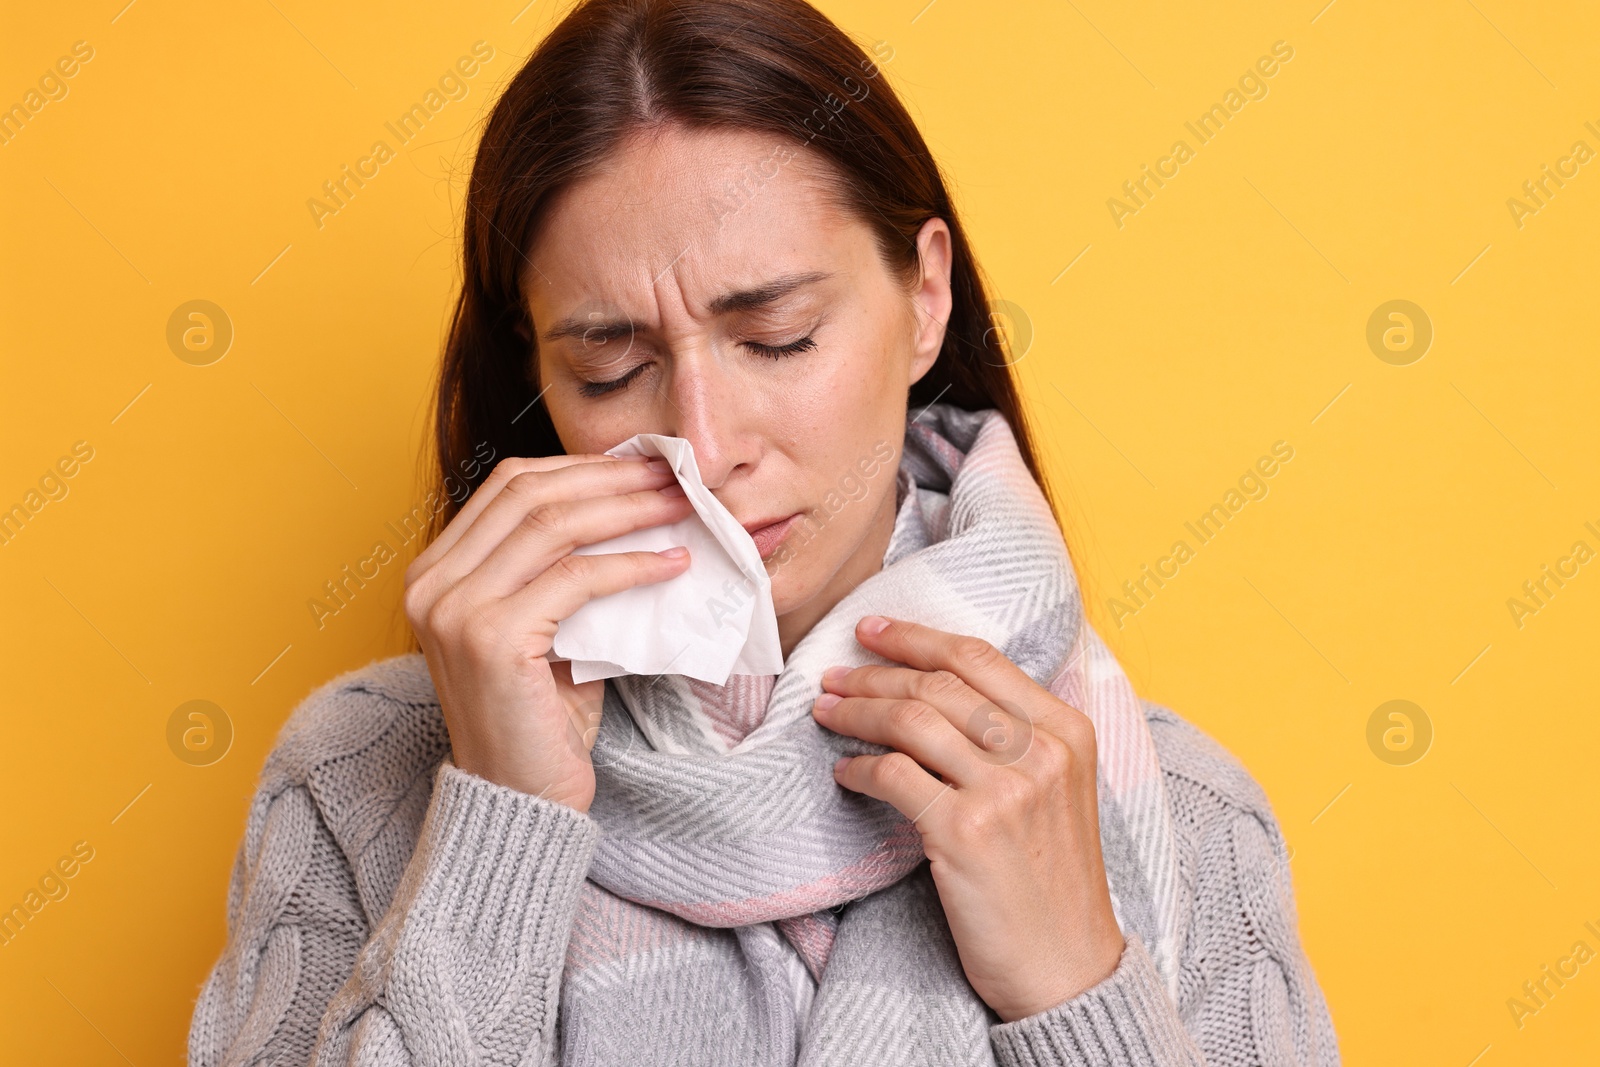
[539,318,635,345]
[706,270,834,315]
[538,270,834,344]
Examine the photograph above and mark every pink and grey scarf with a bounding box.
[563,403,1184,1066]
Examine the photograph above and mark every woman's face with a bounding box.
[524,123,953,654]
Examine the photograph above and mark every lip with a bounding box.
[743,512,802,560]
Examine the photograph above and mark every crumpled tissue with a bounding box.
[547,434,784,685]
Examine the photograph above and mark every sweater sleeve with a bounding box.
[987,933,1203,1066]
[188,757,601,1067]
[988,804,1339,1066]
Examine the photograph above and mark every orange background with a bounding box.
[2,0,1597,1063]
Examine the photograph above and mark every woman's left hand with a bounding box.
[812,614,1126,1023]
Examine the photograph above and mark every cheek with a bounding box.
[541,374,658,454]
[551,408,634,454]
[543,401,595,452]
[784,311,908,432]
[772,368,891,488]
[787,317,908,498]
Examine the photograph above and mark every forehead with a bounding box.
[522,125,867,316]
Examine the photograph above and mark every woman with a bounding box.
[188,0,1340,1063]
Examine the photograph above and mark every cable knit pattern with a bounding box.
[187,655,1339,1066]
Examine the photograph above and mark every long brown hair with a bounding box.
[425,0,1057,542]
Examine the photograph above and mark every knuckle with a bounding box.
[951,802,999,842]
[874,751,919,787]
[850,665,882,688]
[489,456,539,489]
[952,635,1002,670]
[1030,731,1072,778]
[424,585,466,636]
[402,579,431,626]
[505,468,550,504]
[637,483,682,510]
[921,669,966,703]
[518,502,567,541]
[545,552,590,585]
[991,771,1037,814]
[1058,713,1097,759]
[887,700,935,733]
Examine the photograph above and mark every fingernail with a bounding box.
[859,615,890,635]
[822,665,848,686]
[833,756,851,774]
[645,458,670,472]
[814,692,841,711]
[659,482,685,497]
[658,546,688,559]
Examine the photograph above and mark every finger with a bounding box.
[423,458,680,590]
[832,750,955,830]
[412,454,621,574]
[848,616,1057,720]
[412,453,656,577]
[479,544,692,656]
[452,485,694,602]
[821,663,1031,761]
[823,661,983,711]
[812,695,987,785]
[420,454,667,579]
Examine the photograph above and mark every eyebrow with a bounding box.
[538,270,835,343]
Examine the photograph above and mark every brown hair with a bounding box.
[425,0,1057,542]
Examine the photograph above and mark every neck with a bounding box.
[774,487,899,660]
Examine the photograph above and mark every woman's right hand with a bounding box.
[402,453,694,812]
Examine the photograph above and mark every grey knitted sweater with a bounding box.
[187,653,1340,1066]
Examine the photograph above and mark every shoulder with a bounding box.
[1140,698,1288,863]
[254,652,451,881]
[261,652,443,772]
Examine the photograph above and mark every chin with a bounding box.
[763,505,880,619]
[765,558,825,617]
[765,570,804,617]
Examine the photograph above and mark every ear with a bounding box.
[907,217,954,387]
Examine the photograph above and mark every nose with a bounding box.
[656,346,750,492]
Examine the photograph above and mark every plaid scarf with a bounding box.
[562,403,1183,1065]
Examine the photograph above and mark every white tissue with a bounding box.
[547,434,784,685]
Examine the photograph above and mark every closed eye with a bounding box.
[744,336,817,359]
[576,335,817,398]
[577,363,648,398]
